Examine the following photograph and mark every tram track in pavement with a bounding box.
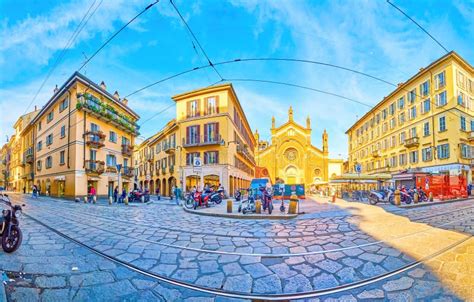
[21,202,474,258]
[22,212,472,301]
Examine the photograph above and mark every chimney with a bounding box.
[53,85,59,94]
[34,105,37,111]
[419,67,424,72]
[122,98,128,106]
[397,83,403,87]
[113,91,120,100]
[100,81,106,90]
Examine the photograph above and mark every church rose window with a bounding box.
[284,148,297,161]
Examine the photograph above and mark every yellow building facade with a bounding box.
[5,110,39,192]
[31,72,139,198]
[346,52,474,182]
[255,107,343,185]
[136,84,255,196]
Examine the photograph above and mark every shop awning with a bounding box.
[87,176,101,181]
[54,176,66,181]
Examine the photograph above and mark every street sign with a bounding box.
[355,163,362,174]
[116,164,122,172]
[193,157,202,167]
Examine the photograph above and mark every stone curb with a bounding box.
[399,197,473,208]
[182,206,298,220]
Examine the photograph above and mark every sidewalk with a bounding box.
[399,196,474,208]
[183,200,298,219]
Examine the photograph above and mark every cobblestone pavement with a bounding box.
[0,193,472,301]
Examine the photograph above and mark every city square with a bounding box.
[1,0,473,301]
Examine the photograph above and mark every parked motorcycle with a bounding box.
[368,189,395,205]
[259,185,273,214]
[399,188,413,204]
[186,187,223,210]
[0,193,23,253]
[129,190,150,203]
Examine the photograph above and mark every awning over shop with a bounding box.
[87,176,101,181]
[329,173,392,183]
[54,176,66,181]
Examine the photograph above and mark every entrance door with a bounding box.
[58,181,65,197]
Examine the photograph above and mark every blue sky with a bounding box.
[1,0,473,158]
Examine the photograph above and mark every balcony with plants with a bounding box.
[85,160,105,175]
[121,144,133,157]
[123,166,134,178]
[76,92,140,136]
[84,130,106,148]
[404,136,420,148]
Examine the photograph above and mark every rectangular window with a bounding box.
[399,131,406,144]
[471,119,474,131]
[409,150,418,164]
[36,160,42,171]
[398,97,405,109]
[47,111,54,123]
[46,134,53,146]
[437,144,450,159]
[461,116,467,131]
[390,118,396,129]
[37,141,42,151]
[60,125,66,138]
[458,92,465,106]
[434,71,446,89]
[38,122,42,131]
[423,122,430,136]
[106,154,116,167]
[204,151,219,164]
[409,106,417,120]
[59,98,69,112]
[124,158,128,168]
[407,89,416,103]
[390,136,395,148]
[399,153,407,166]
[421,98,431,114]
[109,131,117,143]
[90,123,99,132]
[186,152,200,165]
[205,96,218,115]
[420,80,430,97]
[410,126,417,138]
[460,144,471,159]
[389,103,396,115]
[187,100,199,118]
[59,150,65,165]
[186,125,200,144]
[390,156,397,167]
[204,123,219,143]
[435,91,447,106]
[122,137,130,146]
[155,143,161,153]
[439,116,446,132]
[422,147,433,161]
[46,156,52,169]
[398,112,405,125]
[382,109,387,120]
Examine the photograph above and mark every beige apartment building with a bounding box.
[346,52,474,182]
[32,72,139,198]
[135,84,255,196]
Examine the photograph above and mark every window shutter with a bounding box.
[197,125,200,143]
[186,126,190,144]
[215,122,219,138]
[197,99,201,117]
[216,151,219,164]
[215,96,219,113]
[204,98,208,116]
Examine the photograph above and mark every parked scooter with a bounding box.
[368,188,395,205]
[0,193,23,253]
[186,186,223,210]
[239,188,257,214]
[399,186,413,204]
[278,187,286,213]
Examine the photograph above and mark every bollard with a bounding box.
[141,195,145,203]
[84,196,88,204]
[255,200,262,214]
[124,196,129,205]
[331,194,336,203]
[394,190,401,206]
[288,194,298,214]
[93,196,97,204]
[227,200,233,213]
[414,193,419,203]
[429,192,434,202]
[109,196,113,205]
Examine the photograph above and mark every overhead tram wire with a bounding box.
[78,0,160,72]
[23,0,100,115]
[386,0,449,53]
[125,57,465,122]
[169,0,224,81]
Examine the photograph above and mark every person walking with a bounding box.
[32,185,38,199]
[89,186,96,203]
[23,186,26,194]
[156,187,161,201]
[113,186,119,203]
[120,188,126,203]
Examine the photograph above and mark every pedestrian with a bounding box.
[156,187,161,201]
[113,186,118,203]
[32,185,38,199]
[174,185,180,205]
[89,186,96,203]
[120,188,126,203]
[23,186,26,194]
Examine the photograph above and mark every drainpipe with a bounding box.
[83,111,86,168]
[67,91,71,169]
